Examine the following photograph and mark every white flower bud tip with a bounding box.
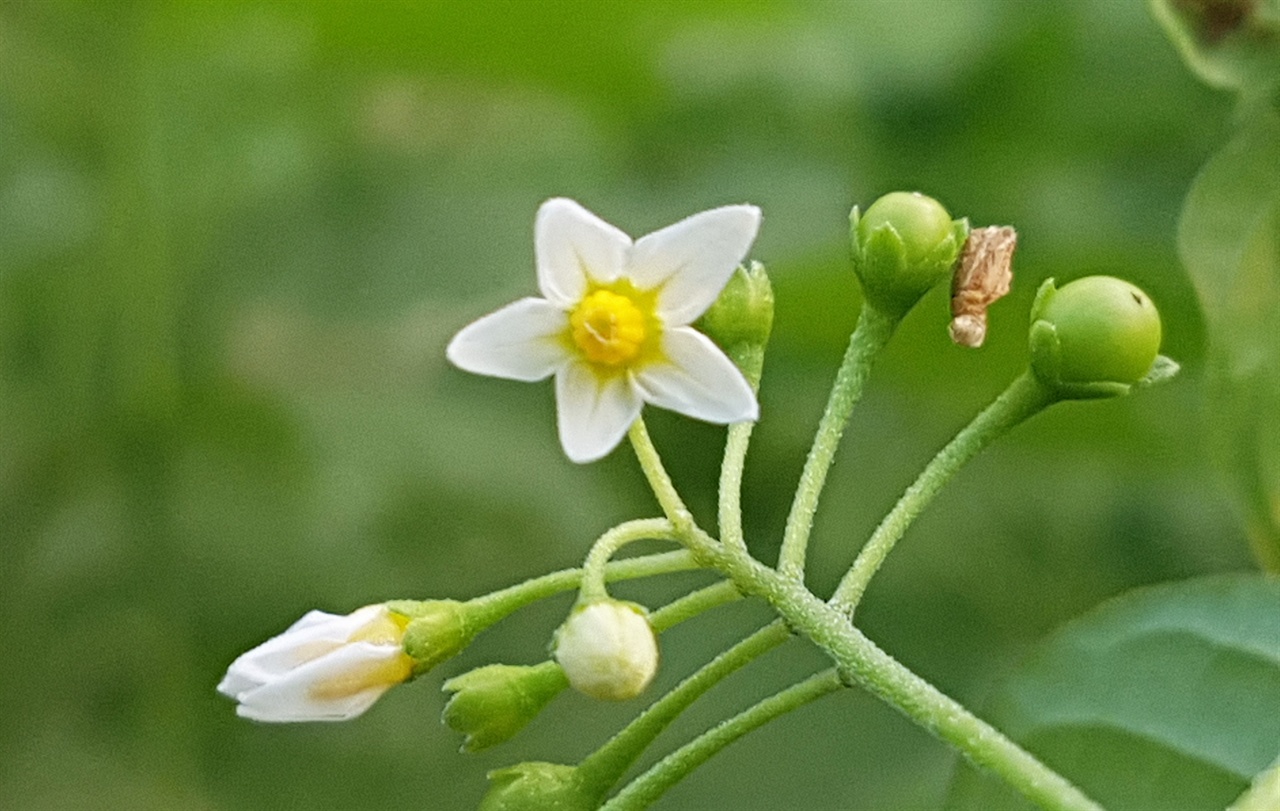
[553,601,659,701]
[218,604,413,722]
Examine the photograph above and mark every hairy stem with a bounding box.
[600,669,842,811]
[778,304,898,580]
[831,370,1055,613]
[576,621,792,798]
[579,519,681,604]
[718,343,765,560]
[629,418,718,561]
[465,538,694,626]
[721,556,1104,811]
[648,580,742,633]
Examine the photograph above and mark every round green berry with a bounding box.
[1029,276,1163,398]
[849,191,967,317]
[856,192,954,264]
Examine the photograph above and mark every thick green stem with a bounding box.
[576,621,792,798]
[600,669,842,811]
[830,370,1055,612]
[718,557,1102,811]
[778,304,898,580]
[579,519,681,604]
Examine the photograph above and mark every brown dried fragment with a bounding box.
[949,226,1016,348]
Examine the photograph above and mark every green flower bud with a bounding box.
[387,599,477,676]
[441,661,568,752]
[850,191,969,318]
[478,762,596,811]
[695,261,774,388]
[697,261,774,351]
[553,600,659,701]
[1028,276,1164,400]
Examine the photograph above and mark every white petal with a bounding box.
[555,362,643,463]
[217,606,386,697]
[633,327,758,424]
[626,205,761,325]
[234,642,404,722]
[446,297,570,382]
[535,198,632,306]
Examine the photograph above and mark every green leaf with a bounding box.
[1178,104,1280,571]
[946,574,1280,811]
[1149,0,1280,93]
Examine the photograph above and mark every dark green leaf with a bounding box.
[947,574,1280,811]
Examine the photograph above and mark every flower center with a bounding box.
[570,289,648,366]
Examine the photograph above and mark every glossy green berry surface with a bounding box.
[1029,276,1163,398]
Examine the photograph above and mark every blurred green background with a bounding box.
[0,1,1255,809]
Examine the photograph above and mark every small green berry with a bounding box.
[1028,276,1164,399]
[850,191,969,317]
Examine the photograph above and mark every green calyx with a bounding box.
[850,191,969,318]
[479,762,597,811]
[697,262,774,350]
[442,661,569,752]
[695,262,774,388]
[1028,276,1167,400]
[387,599,477,676]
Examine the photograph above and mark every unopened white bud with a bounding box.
[553,601,659,701]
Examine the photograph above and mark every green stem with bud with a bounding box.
[831,370,1056,612]
[778,304,898,580]
[465,540,695,627]
[600,669,843,811]
[576,621,792,800]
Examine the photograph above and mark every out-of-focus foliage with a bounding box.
[1149,0,1280,93]
[946,574,1280,810]
[1179,104,1280,571]
[0,1,1252,809]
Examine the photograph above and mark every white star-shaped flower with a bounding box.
[447,198,762,463]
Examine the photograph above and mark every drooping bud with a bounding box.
[553,600,659,701]
[441,661,569,752]
[478,762,596,811]
[850,191,969,318]
[386,599,477,676]
[1028,276,1166,399]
